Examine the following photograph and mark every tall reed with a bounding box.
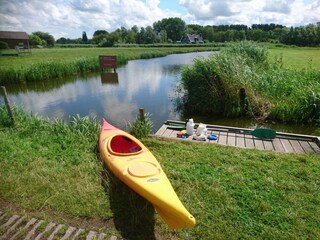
[178,41,320,123]
[128,112,153,138]
[0,55,127,84]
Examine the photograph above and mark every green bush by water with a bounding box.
[128,112,153,139]
[179,41,320,123]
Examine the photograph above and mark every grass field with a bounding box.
[268,46,320,69]
[0,107,319,239]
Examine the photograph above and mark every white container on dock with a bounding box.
[186,118,195,135]
[196,123,207,136]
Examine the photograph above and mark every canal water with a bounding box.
[1,51,319,135]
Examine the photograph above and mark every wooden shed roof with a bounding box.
[0,31,28,40]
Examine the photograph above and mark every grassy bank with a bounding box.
[179,42,320,124]
[0,46,218,84]
[269,46,320,69]
[0,107,319,239]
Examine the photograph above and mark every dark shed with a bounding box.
[0,31,29,49]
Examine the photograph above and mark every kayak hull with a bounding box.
[99,118,196,229]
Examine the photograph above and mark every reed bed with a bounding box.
[0,56,127,84]
[178,41,320,123]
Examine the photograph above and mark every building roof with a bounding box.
[0,31,28,40]
[186,34,203,42]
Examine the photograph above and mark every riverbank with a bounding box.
[0,46,219,84]
[179,42,320,124]
[1,44,320,85]
[1,107,319,239]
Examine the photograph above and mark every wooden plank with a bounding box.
[227,132,236,146]
[236,133,245,148]
[161,129,174,138]
[263,140,274,151]
[169,130,179,138]
[272,138,285,152]
[309,141,320,153]
[289,140,305,153]
[254,138,265,150]
[244,134,255,148]
[299,141,316,153]
[281,139,294,153]
[218,132,227,145]
[155,124,167,136]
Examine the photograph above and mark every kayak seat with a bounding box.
[110,135,142,154]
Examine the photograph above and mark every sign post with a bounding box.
[99,55,117,72]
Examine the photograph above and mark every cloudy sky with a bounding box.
[0,0,319,39]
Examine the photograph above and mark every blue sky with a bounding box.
[0,0,319,39]
[158,0,186,14]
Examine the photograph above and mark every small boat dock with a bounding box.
[155,120,320,154]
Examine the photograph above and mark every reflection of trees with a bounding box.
[3,74,95,94]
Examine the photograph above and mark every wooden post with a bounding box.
[239,87,248,115]
[139,108,145,121]
[1,86,14,125]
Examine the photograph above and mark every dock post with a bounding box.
[139,108,145,121]
[1,86,14,125]
[239,87,248,115]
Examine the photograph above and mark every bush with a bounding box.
[0,41,9,50]
[128,112,153,139]
[178,41,320,123]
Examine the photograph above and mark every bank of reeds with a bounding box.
[0,54,128,84]
[0,47,216,84]
[178,41,320,123]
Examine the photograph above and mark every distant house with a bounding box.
[180,34,204,44]
[0,31,29,49]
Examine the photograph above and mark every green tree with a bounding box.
[92,31,108,44]
[82,31,88,43]
[32,31,55,46]
[202,26,214,42]
[29,34,42,46]
[136,27,145,44]
[144,26,157,44]
[153,17,186,42]
[99,31,120,47]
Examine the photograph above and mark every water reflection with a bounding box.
[1,51,318,135]
[1,52,214,131]
[101,72,119,85]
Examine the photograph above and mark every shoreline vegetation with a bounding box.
[0,106,319,239]
[0,44,222,84]
[178,42,320,124]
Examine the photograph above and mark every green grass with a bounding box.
[269,47,320,69]
[0,46,218,84]
[0,107,319,239]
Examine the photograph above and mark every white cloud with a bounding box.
[0,0,319,39]
[263,0,293,13]
[181,0,320,26]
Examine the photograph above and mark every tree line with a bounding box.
[28,17,320,47]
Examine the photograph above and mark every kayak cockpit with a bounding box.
[109,135,143,155]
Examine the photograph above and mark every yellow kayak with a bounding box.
[99,118,196,229]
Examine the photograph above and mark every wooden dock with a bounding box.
[155,120,320,154]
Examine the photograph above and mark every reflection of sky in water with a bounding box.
[1,52,214,131]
